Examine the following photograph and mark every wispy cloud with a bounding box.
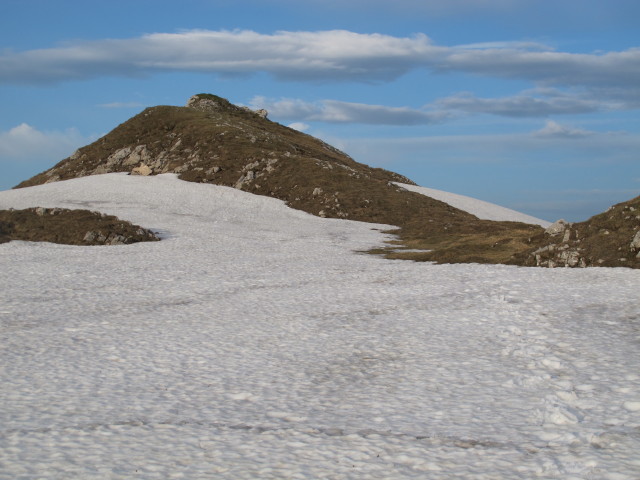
[0,30,443,84]
[253,87,623,126]
[251,96,449,125]
[440,47,640,88]
[0,123,89,162]
[436,89,606,117]
[1,29,638,100]
[533,120,593,138]
[287,122,310,132]
[337,129,640,167]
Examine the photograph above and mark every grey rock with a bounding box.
[545,219,569,236]
[186,95,220,112]
[107,234,127,246]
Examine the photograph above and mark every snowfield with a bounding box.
[394,182,552,227]
[0,173,639,479]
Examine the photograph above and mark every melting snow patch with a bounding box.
[0,174,638,479]
[394,182,551,226]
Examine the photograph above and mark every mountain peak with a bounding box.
[14,93,637,268]
[186,93,268,119]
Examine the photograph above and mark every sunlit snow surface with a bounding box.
[1,173,639,479]
[394,182,552,227]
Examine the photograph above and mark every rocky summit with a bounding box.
[12,94,640,268]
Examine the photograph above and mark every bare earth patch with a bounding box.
[0,207,159,246]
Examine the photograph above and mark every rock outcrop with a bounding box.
[0,208,159,246]
[514,195,640,268]
[187,94,268,118]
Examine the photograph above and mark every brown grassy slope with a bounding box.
[15,94,547,264]
[0,208,159,246]
[511,195,640,268]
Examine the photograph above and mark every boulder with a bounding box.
[131,164,153,176]
[545,219,569,236]
[631,230,640,251]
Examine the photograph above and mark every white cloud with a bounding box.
[252,86,622,126]
[0,30,443,84]
[1,29,638,104]
[287,122,310,132]
[436,89,606,117]
[0,123,89,162]
[251,96,449,125]
[440,47,640,88]
[533,120,593,138]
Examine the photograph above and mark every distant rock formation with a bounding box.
[515,196,640,268]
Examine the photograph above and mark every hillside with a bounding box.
[14,93,549,265]
[512,195,640,268]
[12,94,639,268]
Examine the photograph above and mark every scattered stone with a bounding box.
[107,234,127,245]
[244,161,260,172]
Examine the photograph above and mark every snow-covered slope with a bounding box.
[1,174,639,479]
[395,182,551,227]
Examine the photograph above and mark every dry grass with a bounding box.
[0,208,159,246]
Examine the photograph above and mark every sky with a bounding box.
[1,0,639,221]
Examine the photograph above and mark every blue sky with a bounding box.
[1,0,638,221]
